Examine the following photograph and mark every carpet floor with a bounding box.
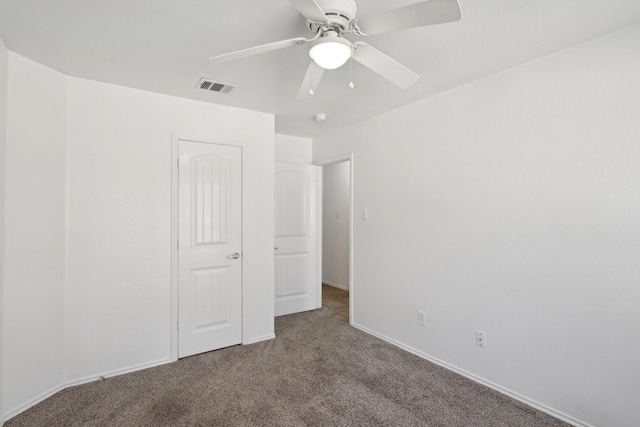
[6,285,570,426]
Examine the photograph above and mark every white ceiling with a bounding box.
[1,0,639,138]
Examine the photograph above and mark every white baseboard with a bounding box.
[0,335,279,425]
[323,281,348,291]
[351,322,595,427]
[243,333,276,345]
[1,358,172,425]
[3,326,594,427]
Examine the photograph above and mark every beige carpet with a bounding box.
[6,285,569,426]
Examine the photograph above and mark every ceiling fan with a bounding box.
[208,0,461,99]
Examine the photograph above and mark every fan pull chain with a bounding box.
[309,73,314,96]
[348,56,355,89]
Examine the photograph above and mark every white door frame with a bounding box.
[314,153,354,325]
[171,134,245,361]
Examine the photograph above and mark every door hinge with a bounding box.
[176,158,179,169]
[177,239,179,250]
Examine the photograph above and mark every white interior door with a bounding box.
[274,162,320,316]
[178,140,242,358]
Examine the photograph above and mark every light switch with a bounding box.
[361,208,368,220]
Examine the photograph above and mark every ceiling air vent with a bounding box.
[197,78,236,94]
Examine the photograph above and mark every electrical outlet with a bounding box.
[417,311,426,326]
[361,208,368,220]
[476,331,486,348]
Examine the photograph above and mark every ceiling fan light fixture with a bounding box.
[309,34,352,70]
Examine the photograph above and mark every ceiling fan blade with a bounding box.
[209,37,307,64]
[356,0,461,36]
[289,0,327,23]
[352,42,419,89]
[297,60,325,99]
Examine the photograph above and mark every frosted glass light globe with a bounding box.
[309,36,352,70]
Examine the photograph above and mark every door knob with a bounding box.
[227,252,240,259]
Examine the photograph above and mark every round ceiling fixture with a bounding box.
[314,113,327,122]
[309,31,352,70]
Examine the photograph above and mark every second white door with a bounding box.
[274,162,320,316]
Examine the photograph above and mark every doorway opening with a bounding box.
[316,154,353,325]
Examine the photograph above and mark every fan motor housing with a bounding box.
[309,0,358,32]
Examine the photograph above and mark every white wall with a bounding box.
[65,78,275,380]
[0,36,8,420]
[313,24,640,427]
[1,53,275,421]
[2,53,67,417]
[322,161,350,289]
[275,134,312,164]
